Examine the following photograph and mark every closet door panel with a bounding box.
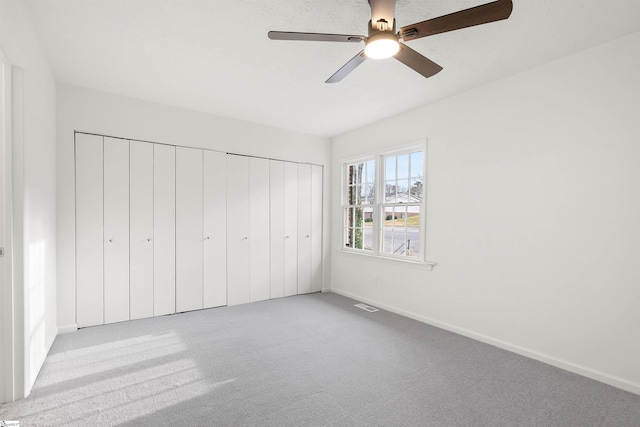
[283,162,298,297]
[227,155,251,306]
[76,134,104,327]
[269,160,285,299]
[154,144,176,316]
[130,141,154,320]
[176,147,203,312]
[310,165,323,293]
[203,150,227,308]
[249,157,270,302]
[103,137,130,324]
[297,163,312,294]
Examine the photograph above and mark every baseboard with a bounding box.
[57,324,78,334]
[329,287,640,396]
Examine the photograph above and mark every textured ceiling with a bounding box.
[23,0,640,137]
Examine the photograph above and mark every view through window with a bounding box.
[343,147,425,261]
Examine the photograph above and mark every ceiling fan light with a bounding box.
[364,32,399,59]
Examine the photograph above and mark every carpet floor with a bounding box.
[1,292,639,426]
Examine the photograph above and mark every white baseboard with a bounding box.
[329,287,640,396]
[57,324,78,334]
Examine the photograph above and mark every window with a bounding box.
[344,159,375,251]
[343,146,426,262]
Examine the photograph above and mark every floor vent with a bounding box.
[354,303,379,313]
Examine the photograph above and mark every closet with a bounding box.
[75,133,323,328]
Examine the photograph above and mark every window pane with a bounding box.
[410,178,423,201]
[397,154,409,179]
[397,179,409,201]
[410,151,423,179]
[354,207,364,228]
[381,228,393,254]
[385,156,396,181]
[363,223,373,250]
[394,205,407,227]
[407,207,421,257]
[347,164,357,186]
[365,183,375,204]
[353,227,363,249]
[385,181,396,203]
[366,160,375,184]
[347,185,357,204]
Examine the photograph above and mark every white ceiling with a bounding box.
[23,0,640,137]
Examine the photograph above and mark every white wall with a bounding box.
[330,32,640,395]
[0,0,58,400]
[56,83,332,331]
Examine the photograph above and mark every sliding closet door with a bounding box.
[310,165,323,293]
[203,150,227,308]
[76,134,104,327]
[103,137,130,324]
[154,144,176,316]
[227,155,250,306]
[269,160,285,299]
[130,141,154,320]
[283,162,298,297]
[297,163,312,294]
[249,157,270,302]
[176,147,203,312]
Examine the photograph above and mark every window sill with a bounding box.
[336,249,437,271]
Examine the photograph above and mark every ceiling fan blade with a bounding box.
[399,0,513,42]
[268,31,364,43]
[394,43,443,79]
[326,50,367,83]
[369,0,397,29]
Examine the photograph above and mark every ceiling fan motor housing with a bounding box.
[368,18,397,37]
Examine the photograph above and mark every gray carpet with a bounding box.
[1,292,639,426]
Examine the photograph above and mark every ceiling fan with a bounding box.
[268,0,513,83]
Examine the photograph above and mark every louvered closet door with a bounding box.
[130,141,154,320]
[310,165,323,293]
[249,157,270,302]
[103,137,130,324]
[269,160,285,299]
[297,163,312,295]
[176,147,203,312]
[283,162,298,297]
[154,144,176,316]
[227,155,250,306]
[203,150,227,308]
[76,133,104,327]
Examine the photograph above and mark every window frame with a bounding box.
[341,141,429,265]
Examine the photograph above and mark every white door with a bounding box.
[176,147,203,312]
[203,150,227,308]
[297,164,312,294]
[269,160,285,299]
[283,162,298,297]
[76,134,105,327]
[249,157,270,302]
[154,144,176,316]
[103,137,130,324]
[227,155,250,306]
[310,165,323,293]
[130,141,154,320]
